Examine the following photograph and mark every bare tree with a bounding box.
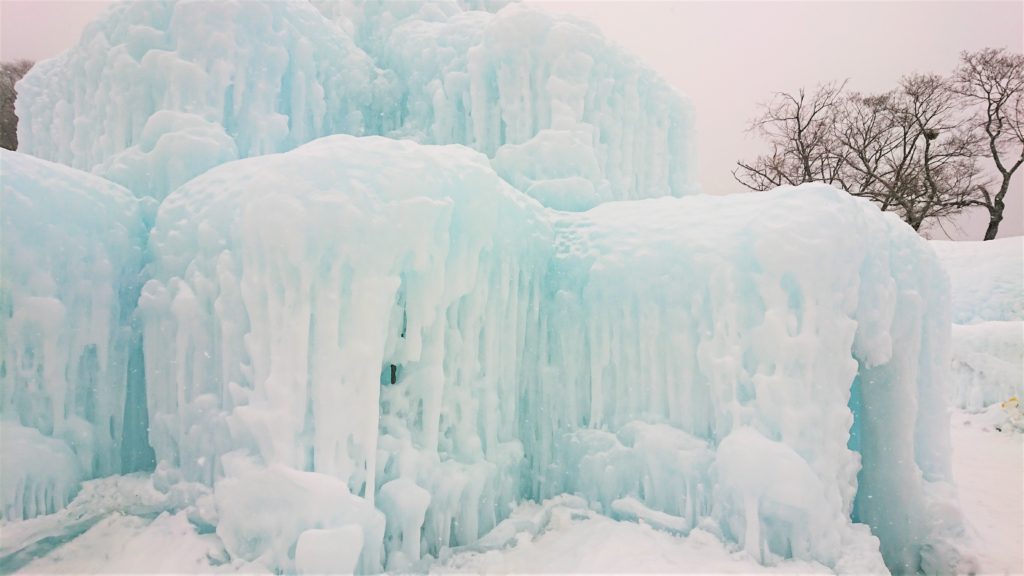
[733,81,848,191]
[737,76,984,232]
[1,59,34,151]
[954,48,1024,240]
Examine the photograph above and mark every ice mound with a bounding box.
[17,0,695,210]
[15,0,389,202]
[932,237,1023,324]
[140,134,961,573]
[544,186,961,572]
[0,423,82,521]
[933,238,1023,411]
[0,151,146,520]
[141,135,550,571]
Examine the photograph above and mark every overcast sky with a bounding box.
[2,0,1021,240]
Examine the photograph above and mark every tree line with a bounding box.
[1,59,34,152]
[735,48,1023,240]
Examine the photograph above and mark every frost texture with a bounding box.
[0,151,146,520]
[16,0,695,210]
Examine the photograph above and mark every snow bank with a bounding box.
[15,0,388,202]
[0,151,146,520]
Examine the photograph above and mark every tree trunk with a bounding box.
[984,208,1003,240]
[984,180,1009,241]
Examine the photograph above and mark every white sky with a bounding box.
[2,0,1022,239]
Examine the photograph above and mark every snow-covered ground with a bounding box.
[2,413,1018,574]
[951,409,1024,575]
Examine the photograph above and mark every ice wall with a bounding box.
[0,151,146,519]
[14,0,391,203]
[932,238,1023,410]
[16,0,696,210]
[141,135,551,572]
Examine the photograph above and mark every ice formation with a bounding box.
[3,0,969,574]
[0,151,147,520]
[933,238,1023,411]
[14,0,387,202]
[16,0,695,210]
[313,1,697,208]
[140,136,962,572]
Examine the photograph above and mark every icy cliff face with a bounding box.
[15,0,389,202]
[0,151,146,520]
[16,0,695,210]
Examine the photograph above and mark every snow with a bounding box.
[950,410,1024,575]
[0,150,147,520]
